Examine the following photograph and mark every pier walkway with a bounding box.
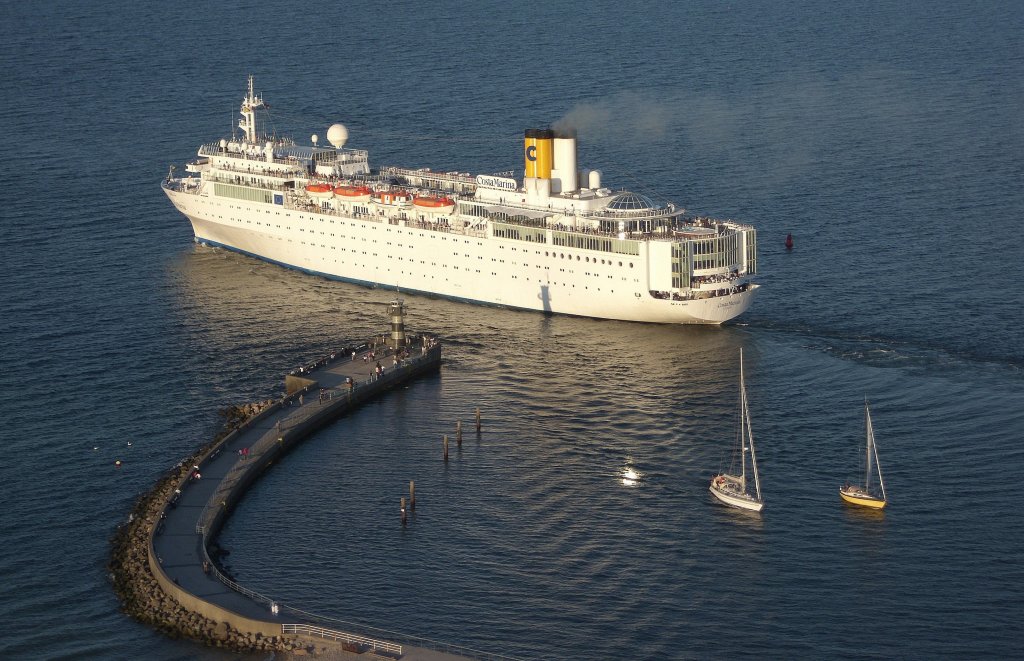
[148,337,485,660]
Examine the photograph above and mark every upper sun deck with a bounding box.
[199,142,369,167]
[487,210,749,243]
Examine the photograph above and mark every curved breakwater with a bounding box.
[109,337,443,656]
[108,405,283,651]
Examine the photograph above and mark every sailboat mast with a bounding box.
[864,400,874,490]
[739,349,746,488]
[741,350,762,500]
[869,404,886,500]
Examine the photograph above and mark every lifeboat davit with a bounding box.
[333,185,372,202]
[305,183,334,199]
[375,189,411,206]
[413,195,457,214]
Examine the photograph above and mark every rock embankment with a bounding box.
[219,399,275,429]
[108,400,296,653]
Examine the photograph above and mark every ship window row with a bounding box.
[540,251,633,268]
[228,216,639,271]
[212,206,648,272]
[299,243,633,279]
[745,231,757,275]
[205,225,644,289]
[214,182,272,204]
[493,222,547,243]
[551,232,640,256]
[462,204,489,218]
[690,234,742,271]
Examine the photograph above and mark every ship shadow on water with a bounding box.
[539,283,552,314]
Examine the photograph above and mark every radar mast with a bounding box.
[238,75,265,144]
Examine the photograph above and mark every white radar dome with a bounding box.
[311,134,319,146]
[327,123,348,148]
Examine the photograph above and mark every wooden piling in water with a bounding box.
[400,497,407,525]
[475,407,481,432]
[409,480,416,510]
[456,420,462,446]
[443,435,449,461]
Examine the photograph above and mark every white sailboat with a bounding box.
[839,399,888,509]
[710,348,764,512]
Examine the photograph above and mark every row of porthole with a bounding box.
[544,251,633,268]
[218,204,632,267]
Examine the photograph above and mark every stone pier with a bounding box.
[111,332,485,660]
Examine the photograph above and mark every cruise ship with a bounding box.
[163,77,759,324]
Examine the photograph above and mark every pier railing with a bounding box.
[279,603,522,661]
[198,549,520,661]
[204,555,273,608]
[282,624,402,657]
[196,548,405,657]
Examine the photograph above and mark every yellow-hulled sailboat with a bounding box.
[839,400,887,509]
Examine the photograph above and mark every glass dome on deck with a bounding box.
[607,192,657,211]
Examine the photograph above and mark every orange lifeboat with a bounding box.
[413,195,457,213]
[375,189,411,205]
[333,185,372,202]
[305,183,334,198]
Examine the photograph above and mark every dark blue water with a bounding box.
[2,1,1022,658]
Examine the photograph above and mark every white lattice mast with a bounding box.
[239,74,265,144]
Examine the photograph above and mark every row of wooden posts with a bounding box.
[401,407,481,525]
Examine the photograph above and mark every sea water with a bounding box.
[1,1,1022,658]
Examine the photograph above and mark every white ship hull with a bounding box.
[166,189,757,324]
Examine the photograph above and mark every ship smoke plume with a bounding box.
[552,93,672,140]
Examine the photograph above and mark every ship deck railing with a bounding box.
[167,175,749,245]
[163,178,202,193]
[203,173,297,190]
[381,165,478,186]
[206,160,307,179]
[199,143,369,168]
[282,195,490,238]
[650,280,751,301]
[491,213,745,243]
[470,193,684,223]
[580,205,684,221]
[480,194,754,234]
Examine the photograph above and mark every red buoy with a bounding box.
[785,233,794,250]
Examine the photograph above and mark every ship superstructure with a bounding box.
[163,76,759,324]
